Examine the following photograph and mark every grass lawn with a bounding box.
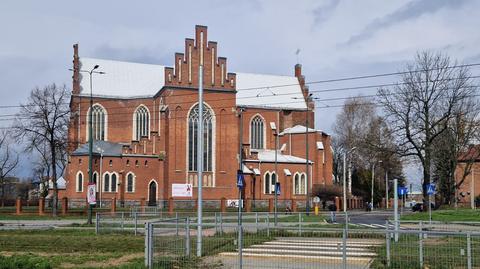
[371,233,480,268]
[0,229,145,269]
[401,208,480,222]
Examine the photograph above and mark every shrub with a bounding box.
[0,254,52,269]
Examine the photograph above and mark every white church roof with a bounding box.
[78,58,307,109]
[79,58,166,98]
[235,72,307,110]
[279,125,317,135]
[245,150,313,164]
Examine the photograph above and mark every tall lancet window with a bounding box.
[188,103,214,172]
[250,115,265,150]
[88,104,107,141]
[134,105,150,140]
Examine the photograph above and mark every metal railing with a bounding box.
[144,218,480,269]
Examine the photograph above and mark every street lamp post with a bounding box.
[471,168,476,210]
[385,169,389,209]
[292,94,313,215]
[96,147,104,208]
[305,94,312,216]
[271,122,279,226]
[71,65,105,225]
[197,65,204,257]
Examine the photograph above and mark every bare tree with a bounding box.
[0,130,19,206]
[378,51,477,209]
[433,102,480,205]
[32,143,52,198]
[14,84,70,216]
[333,97,404,204]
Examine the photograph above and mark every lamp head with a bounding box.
[93,65,99,70]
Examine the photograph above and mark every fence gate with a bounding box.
[145,218,191,268]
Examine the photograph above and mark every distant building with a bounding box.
[65,25,334,207]
[455,145,480,208]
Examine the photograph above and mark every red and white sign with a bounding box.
[87,183,96,205]
[172,184,193,197]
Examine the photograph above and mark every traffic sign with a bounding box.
[426,183,436,195]
[236,170,244,188]
[275,182,281,195]
[398,187,408,196]
[313,196,320,203]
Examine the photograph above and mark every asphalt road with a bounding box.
[335,210,396,225]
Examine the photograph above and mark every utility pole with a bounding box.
[472,168,475,210]
[238,107,244,269]
[273,122,278,225]
[197,65,204,257]
[305,94,312,216]
[385,170,389,209]
[394,178,399,242]
[69,65,104,224]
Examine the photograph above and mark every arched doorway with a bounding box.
[148,181,157,206]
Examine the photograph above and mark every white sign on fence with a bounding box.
[227,199,244,208]
[172,184,193,197]
[87,183,96,205]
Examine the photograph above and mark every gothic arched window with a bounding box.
[111,173,117,192]
[188,103,214,172]
[76,172,83,192]
[88,104,107,141]
[126,173,135,193]
[250,115,265,149]
[134,105,150,140]
[103,173,110,192]
[264,172,277,194]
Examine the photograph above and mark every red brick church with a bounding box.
[65,25,333,208]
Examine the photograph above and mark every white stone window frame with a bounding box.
[147,179,158,202]
[133,104,151,141]
[86,103,108,141]
[125,172,136,193]
[293,172,307,195]
[249,114,266,150]
[186,102,216,187]
[263,171,277,195]
[92,171,99,191]
[76,171,84,192]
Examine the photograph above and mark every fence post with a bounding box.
[214,212,218,234]
[342,228,347,269]
[95,213,99,235]
[238,224,243,269]
[186,217,191,257]
[255,212,258,233]
[467,233,472,269]
[385,221,390,267]
[145,222,153,268]
[298,212,302,236]
[176,215,179,236]
[220,212,223,234]
[134,212,138,236]
[345,211,349,236]
[419,229,423,268]
[266,213,270,237]
[121,212,125,231]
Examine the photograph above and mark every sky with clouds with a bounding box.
[1,0,480,185]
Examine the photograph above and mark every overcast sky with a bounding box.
[1,0,480,185]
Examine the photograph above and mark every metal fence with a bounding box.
[96,211,333,236]
[144,219,480,269]
[96,212,168,235]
